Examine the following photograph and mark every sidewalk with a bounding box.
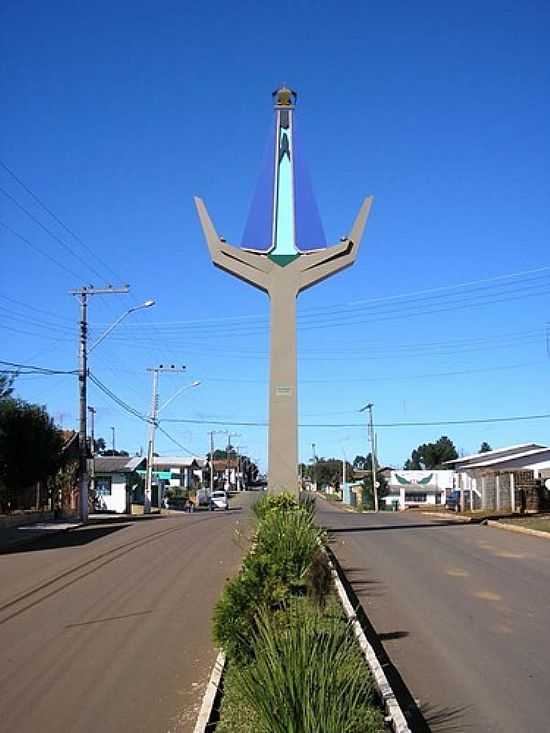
[0,519,81,553]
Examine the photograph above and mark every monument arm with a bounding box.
[194,196,271,291]
[298,197,373,292]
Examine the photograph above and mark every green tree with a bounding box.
[311,458,353,489]
[479,441,492,453]
[95,436,106,453]
[352,455,367,470]
[0,398,64,510]
[404,435,458,470]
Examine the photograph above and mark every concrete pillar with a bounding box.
[481,476,486,510]
[510,473,516,512]
[496,474,501,511]
[399,486,406,510]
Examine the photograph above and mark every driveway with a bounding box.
[318,500,550,733]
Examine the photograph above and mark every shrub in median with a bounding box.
[213,492,383,731]
[213,494,330,663]
[227,600,384,733]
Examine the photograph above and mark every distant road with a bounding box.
[318,500,550,733]
[0,496,253,733]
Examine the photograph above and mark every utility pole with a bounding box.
[144,365,186,513]
[359,402,379,512]
[311,442,317,491]
[69,285,129,522]
[110,425,116,453]
[226,432,241,490]
[88,406,96,502]
[208,430,226,495]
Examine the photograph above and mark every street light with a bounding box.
[88,299,156,353]
[359,402,378,512]
[144,376,201,514]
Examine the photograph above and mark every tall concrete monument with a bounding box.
[195,87,373,495]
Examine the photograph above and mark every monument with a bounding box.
[195,87,373,495]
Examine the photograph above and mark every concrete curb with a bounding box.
[486,520,550,540]
[193,651,226,733]
[328,555,412,733]
[420,511,472,522]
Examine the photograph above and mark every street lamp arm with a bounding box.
[158,380,201,413]
[88,300,156,353]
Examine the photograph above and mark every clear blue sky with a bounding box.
[1,0,549,469]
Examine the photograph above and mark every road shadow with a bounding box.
[0,524,128,555]
[327,547,471,733]
[422,703,473,732]
[65,609,153,628]
[378,630,410,641]
[328,521,469,534]
[337,564,386,597]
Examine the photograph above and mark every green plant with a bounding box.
[213,502,329,663]
[231,599,384,733]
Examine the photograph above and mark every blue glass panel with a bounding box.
[241,120,275,251]
[293,121,326,251]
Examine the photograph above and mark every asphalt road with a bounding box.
[318,500,550,733]
[0,495,254,733]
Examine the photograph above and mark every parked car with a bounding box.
[209,490,229,511]
[446,490,461,511]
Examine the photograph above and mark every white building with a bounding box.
[92,456,146,514]
[152,456,204,490]
[385,469,455,510]
[445,443,550,511]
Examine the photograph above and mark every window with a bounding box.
[405,492,427,503]
[96,476,112,496]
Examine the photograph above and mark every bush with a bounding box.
[252,491,316,521]
[213,498,329,663]
[227,599,384,733]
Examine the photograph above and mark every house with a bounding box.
[445,443,550,512]
[385,469,455,510]
[91,456,146,513]
[152,456,203,490]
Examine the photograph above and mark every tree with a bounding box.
[0,398,64,511]
[404,436,458,470]
[95,436,106,453]
[352,455,368,471]
[479,441,492,453]
[361,469,389,509]
[310,458,353,489]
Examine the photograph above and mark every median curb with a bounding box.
[193,651,226,733]
[328,553,412,733]
[485,520,550,540]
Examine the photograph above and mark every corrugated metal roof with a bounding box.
[152,456,201,468]
[444,443,546,466]
[92,456,146,474]
[461,447,550,469]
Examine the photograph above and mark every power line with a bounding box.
[88,373,149,423]
[0,359,76,374]
[156,425,195,456]
[0,158,121,282]
[0,219,83,280]
[0,294,74,323]
[160,412,550,428]
[0,185,107,280]
[96,267,550,335]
